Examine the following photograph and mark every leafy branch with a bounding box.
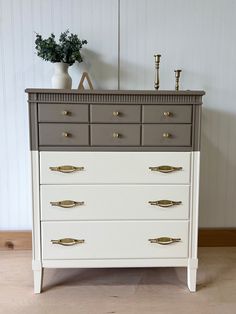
[35,30,87,66]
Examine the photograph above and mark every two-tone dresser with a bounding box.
[26,89,205,293]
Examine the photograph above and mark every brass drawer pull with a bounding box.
[113,111,120,117]
[163,111,171,117]
[50,200,84,208]
[51,238,85,246]
[148,200,182,207]
[113,132,120,138]
[62,132,71,137]
[163,132,171,138]
[49,165,84,173]
[149,165,182,173]
[61,110,70,116]
[148,237,181,245]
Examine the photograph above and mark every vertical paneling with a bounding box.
[120,0,236,227]
[69,0,119,89]
[0,0,118,230]
[1,0,236,229]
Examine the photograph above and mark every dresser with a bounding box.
[26,89,205,293]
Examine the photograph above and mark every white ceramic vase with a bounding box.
[51,62,72,89]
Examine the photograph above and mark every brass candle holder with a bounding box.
[154,54,161,90]
[174,69,182,91]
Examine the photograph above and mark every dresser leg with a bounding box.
[187,259,198,292]
[33,268,43,294]
[187,267,197,292]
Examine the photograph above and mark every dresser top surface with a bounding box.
[25,89,205,96]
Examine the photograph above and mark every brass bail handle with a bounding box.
[148,237,181,245]
[49,165,84,173]
[51,238,85,246]
[149,165,182,173]
[50,200,84,208]
[148,200,182,207]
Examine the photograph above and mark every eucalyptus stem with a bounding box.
[35,30,87,66]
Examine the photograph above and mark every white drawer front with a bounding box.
[40,152,191,184]
[41,185,190,221]
[42,221,189,260]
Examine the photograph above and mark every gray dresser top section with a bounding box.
[26,89,204,152]
[26,89,205,105]
[26,89,205,94]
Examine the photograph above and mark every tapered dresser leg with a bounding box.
[33,268,43,294]
[187,259,198,292]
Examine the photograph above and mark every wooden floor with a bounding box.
[0,248,236,314]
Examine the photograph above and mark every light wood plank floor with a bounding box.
[0,248,236,314]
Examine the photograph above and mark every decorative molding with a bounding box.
[26,89,205,105]
[1,229,235,250]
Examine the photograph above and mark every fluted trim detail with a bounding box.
[26,90,204,105]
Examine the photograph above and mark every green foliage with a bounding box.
[35,30,88,66]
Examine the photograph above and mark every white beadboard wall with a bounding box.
[119,0,236,228]
[0,0,118,230]
[0,0,236,229]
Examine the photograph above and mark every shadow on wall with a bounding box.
[199,107,236,227]
[120,60,152,89]
[70,48,118,89]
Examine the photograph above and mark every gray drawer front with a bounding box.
[142,105,192,123]
[91,124,141,146]
[142,124,191,146]
[39,124,89,146]
[38,103,89,122]
[91,105,141,123]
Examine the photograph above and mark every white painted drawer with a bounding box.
[42,221,189,259]
[40,152,191,184]
[41,185,190,220]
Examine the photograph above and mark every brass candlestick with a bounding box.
[174,69,182,91]
[154,54,161,90]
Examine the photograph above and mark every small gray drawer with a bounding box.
[91,124,141,146]
[142,124,191,146]
[142,105,192,123]
[90,105,141,123]
[39,124,89,146]
[38,103,89,122]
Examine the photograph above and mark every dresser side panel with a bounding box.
[189,151,201,259]
[31,151,41,265]
[28,101,39,151]
[193,105,202,151]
